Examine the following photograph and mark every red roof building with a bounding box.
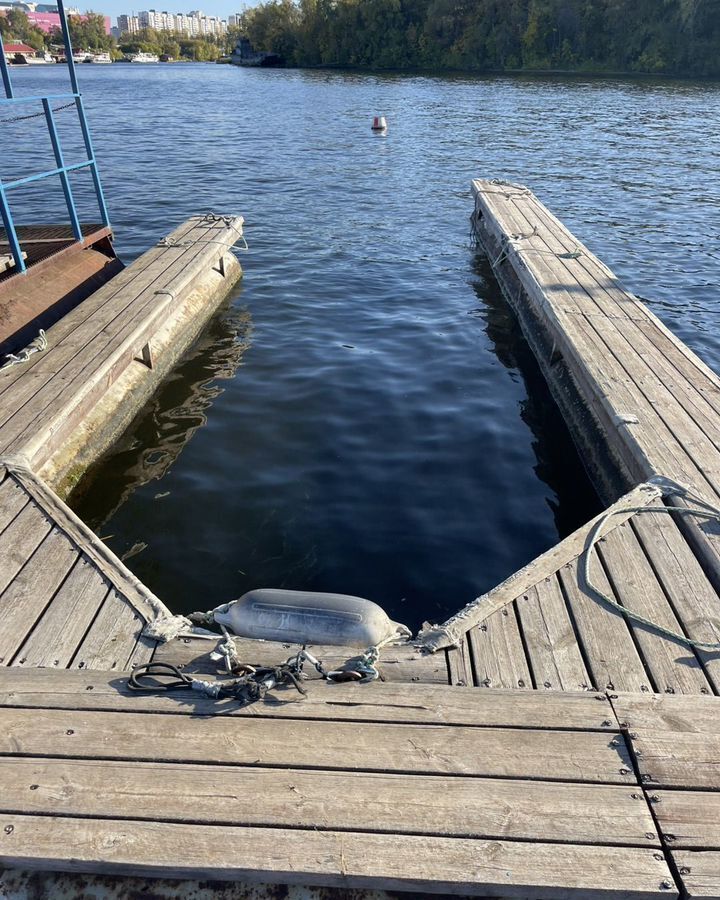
[2,42,37,54]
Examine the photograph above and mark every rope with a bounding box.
[156,213,248,252]
[474,178,532,200]
[128,660,307,704]
[583,498,720,651]
[1,329,47,370]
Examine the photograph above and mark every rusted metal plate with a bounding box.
[0,228,123,356]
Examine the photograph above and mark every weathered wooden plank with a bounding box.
[446,640,470,686]
[12,558,110,668]
[6,463,167,624]
[154,635,449,683]
[0,218,239,461]
[631,730,720,789]
[0,217,208,407]
[420,482,663,652]
[598,524,710,694]
[559,557,651,693]
[518,193,720,421]
[0,526,79,665]
[124,633,156,670]
[515,577,590,691]
[0,814,677,897]
[0,757,659,846]
[70,591,147,672]
[473,183,720,501]
[652,791,720,849]
[467,605,532,689]
[671,851,720,899]
[610,693,720,734]
[0,499,52,597]
[0,668,617,730]
[584,313,720,493]
[0,476,28,534]
[564,312,715,500]
[633,317,720,417]
[631,511,720,693]
[0,707,634,782]
[472,180,720,586]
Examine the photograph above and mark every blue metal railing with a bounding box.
[0,0,109,274]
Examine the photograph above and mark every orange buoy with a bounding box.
[371,115,387,131]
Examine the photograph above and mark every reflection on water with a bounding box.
[8,64,715,628]
[72,306,253,531]
[469,251,603,537]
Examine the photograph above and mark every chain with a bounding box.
[0,101,76,126]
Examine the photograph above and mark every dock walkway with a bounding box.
[1,188,720,895]
[470,179,720,586]
[0,214,244,493]
[0,668,678,898]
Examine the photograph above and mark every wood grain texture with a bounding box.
[12,557,110,668]
[610,692,720,734]
[0,499,52,597]
[631,730,720,789]
[598,525,710,695]
[70,591,146,672]
[467,605,532,689]
[515,577,590,691]
[0,668,617,729]
[671,851,720,899]
[558,557,650,693]
[0,814,677,897]
[0,706,634,781]
[154,634,449,683]
[653,791,720,849]
[0,757,659,846]
[0,526,79,664]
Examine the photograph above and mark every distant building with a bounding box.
[118,7,227,37]
[0,1,109,33]
[117,13,139,33]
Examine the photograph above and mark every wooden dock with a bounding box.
[470,179,720,587]
[0,214,244,494]
[0,670,679,898]
[1,186,720,896]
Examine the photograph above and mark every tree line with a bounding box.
[238,0,720,77]
[1,9,230,61]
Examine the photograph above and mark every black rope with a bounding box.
[127,660,308,705]
[128,662,195,692]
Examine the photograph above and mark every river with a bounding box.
[3,64,719,629]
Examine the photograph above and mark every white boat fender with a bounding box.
[197,588,412,648]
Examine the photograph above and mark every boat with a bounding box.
[72,51,91,64]
[24,50,55,64]
[230,35,284,67]
[90,52,112,63]
[130,51,159,63]
[2,44,54,65]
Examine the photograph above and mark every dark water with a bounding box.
[4,66,719,629]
